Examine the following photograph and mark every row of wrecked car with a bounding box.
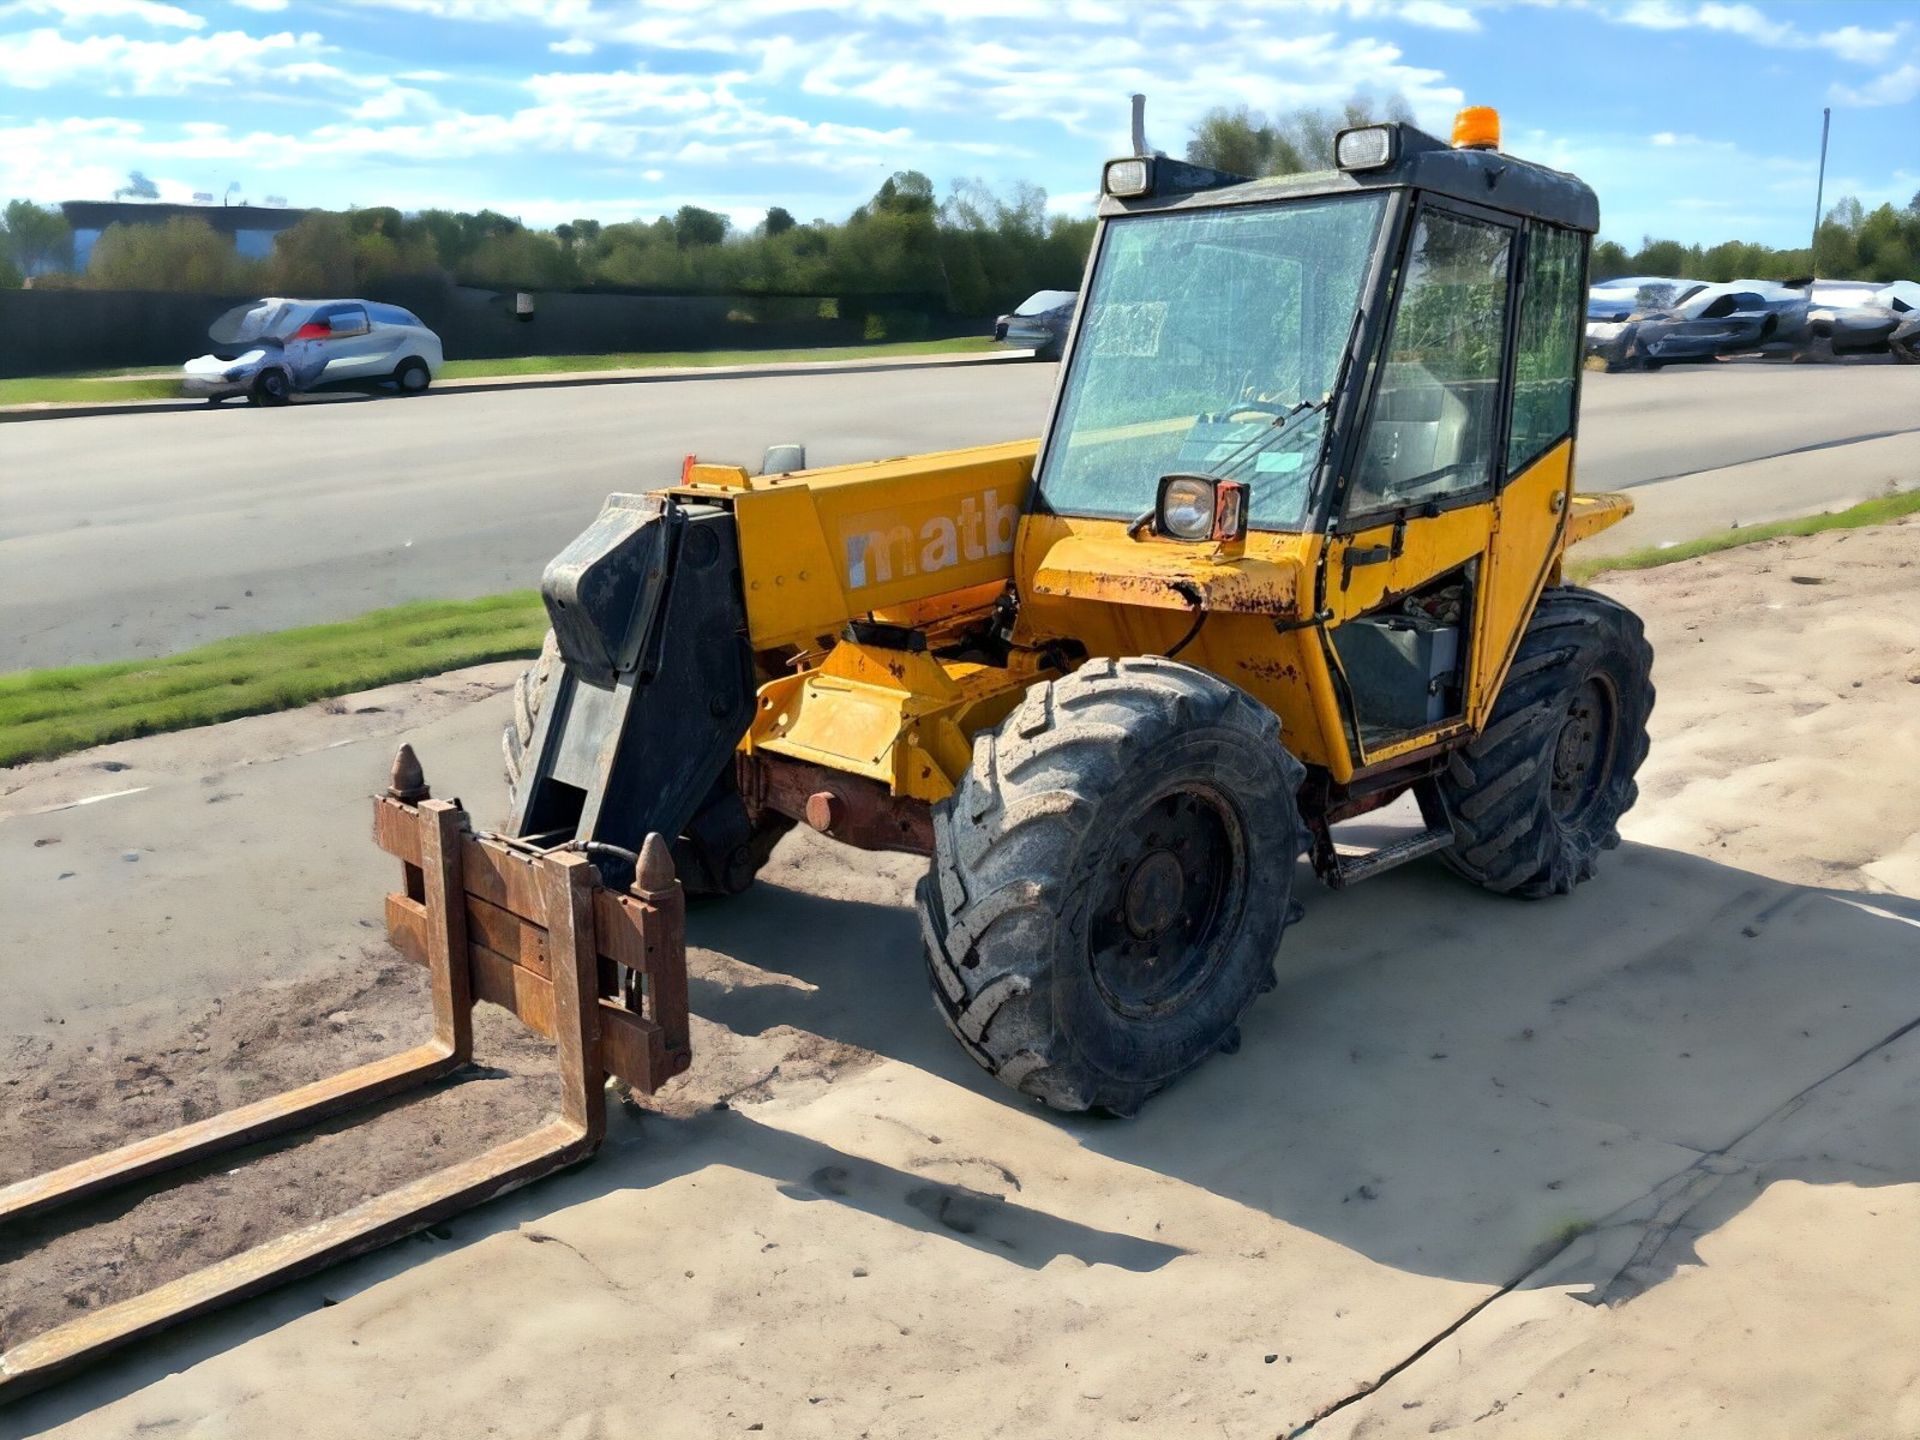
[1587,274,1920,369]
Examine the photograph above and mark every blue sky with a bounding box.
[1,0,1915,248]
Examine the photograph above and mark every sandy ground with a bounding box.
[1582,430,1920,558]
[2,520,1917,1437]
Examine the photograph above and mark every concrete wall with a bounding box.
[0,280,985,378]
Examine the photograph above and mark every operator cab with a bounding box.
[1031,108,1596,764]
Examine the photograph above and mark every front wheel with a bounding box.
[248,368,291,406]
[921,657,1303,1115]
[394,358,431,394]
[1438,586,1653,897]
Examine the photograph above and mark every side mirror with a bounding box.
[760,443,807,476]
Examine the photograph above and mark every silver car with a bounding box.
[183,297,444,405]
[992,289,1076,362]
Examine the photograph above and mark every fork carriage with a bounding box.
[0,747,688,1399]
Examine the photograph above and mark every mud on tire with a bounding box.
[1438,586,1654,898]
[920,656,1305,1115]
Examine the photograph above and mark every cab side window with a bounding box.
[1347,209,1513,516]
[1507,223,1584,475]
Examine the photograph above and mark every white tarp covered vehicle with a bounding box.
[183,298,444,405]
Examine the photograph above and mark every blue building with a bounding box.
[59,200,304,271]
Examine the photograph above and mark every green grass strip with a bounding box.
[0,593,545,767]
[437,335,999,378]
[0,337,1005,407]
[0,375,184,406]
[1569,488,1920,581]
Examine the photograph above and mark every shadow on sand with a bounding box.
[13,829,1916,1432]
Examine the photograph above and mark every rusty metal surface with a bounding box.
[742,751,935,855]
[0,754,690,1400]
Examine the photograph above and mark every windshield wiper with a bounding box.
[1201,394,1331,481]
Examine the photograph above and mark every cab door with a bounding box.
[1323,199,1519,768]
[1470,222,1588,728]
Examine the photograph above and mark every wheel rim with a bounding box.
[1548,677,1617,824]
[262,372,285,399]
[402,365,426,390]
[1088,786,1244,1020]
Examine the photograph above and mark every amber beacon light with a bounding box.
[1451,106,1501,150]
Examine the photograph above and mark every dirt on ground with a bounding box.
[2,519,1916,1438]
[0,939,876,1350]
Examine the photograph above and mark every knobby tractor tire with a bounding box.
[921,656,1305,1116]
[501,630,559,801]
[1438,586,1654,898]
[501,630,789,898]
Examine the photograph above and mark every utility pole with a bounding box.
[1811,107,1831,272]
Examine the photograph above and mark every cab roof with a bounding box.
[1099,121,1599,234]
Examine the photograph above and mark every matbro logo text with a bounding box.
[842,489,1018,590]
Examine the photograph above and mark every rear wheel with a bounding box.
[501,631,790,898]
[394,358,431,394]
[1438,587,1653,897]
[921,657,1303,1115]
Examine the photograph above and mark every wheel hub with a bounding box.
[1549,678,1614,821]
[1123,850,1185,938]
[1088,787,1242,1019]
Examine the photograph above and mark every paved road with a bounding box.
[3,358,1915,669]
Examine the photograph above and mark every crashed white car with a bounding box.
[183,298,444,405]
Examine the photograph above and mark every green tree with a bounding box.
[263,212,357,293]
[1632,238,1688,275]
[1186,93,1413,176]
[460,228,575,289]
[86,217,256,291]
[764,206,796,237]
[1590,239,1631,277]
[2,199,74,275]
[673,205,729,249]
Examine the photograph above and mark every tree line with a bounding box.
[3,103,1915,305]
[1590,195,1920,284]
[0,173,1094,317]
[1181,99,1920,286]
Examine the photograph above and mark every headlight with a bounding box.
[1160,476,1214,539]
[1334,125,1396,172]
[1103,157,1151,198]
[1156,475,1250,542]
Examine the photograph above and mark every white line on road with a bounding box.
[26,785,151,815]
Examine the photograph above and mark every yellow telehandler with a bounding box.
[2,105,1649,1394]
[503,104,1650,1115]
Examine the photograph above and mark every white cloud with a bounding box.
[1832,62,1920,107]
[547,35,592,54]
[1613,0,1912,66]
[1617,1,1792,45]
[231,0,289,11]
[0,0,204,26]
[1394,0,1480,32]
[1817,24,1903,65]
[0,26,329,93]
[342,0,593,19]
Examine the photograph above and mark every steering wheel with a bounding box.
[1217,400,1292,422]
